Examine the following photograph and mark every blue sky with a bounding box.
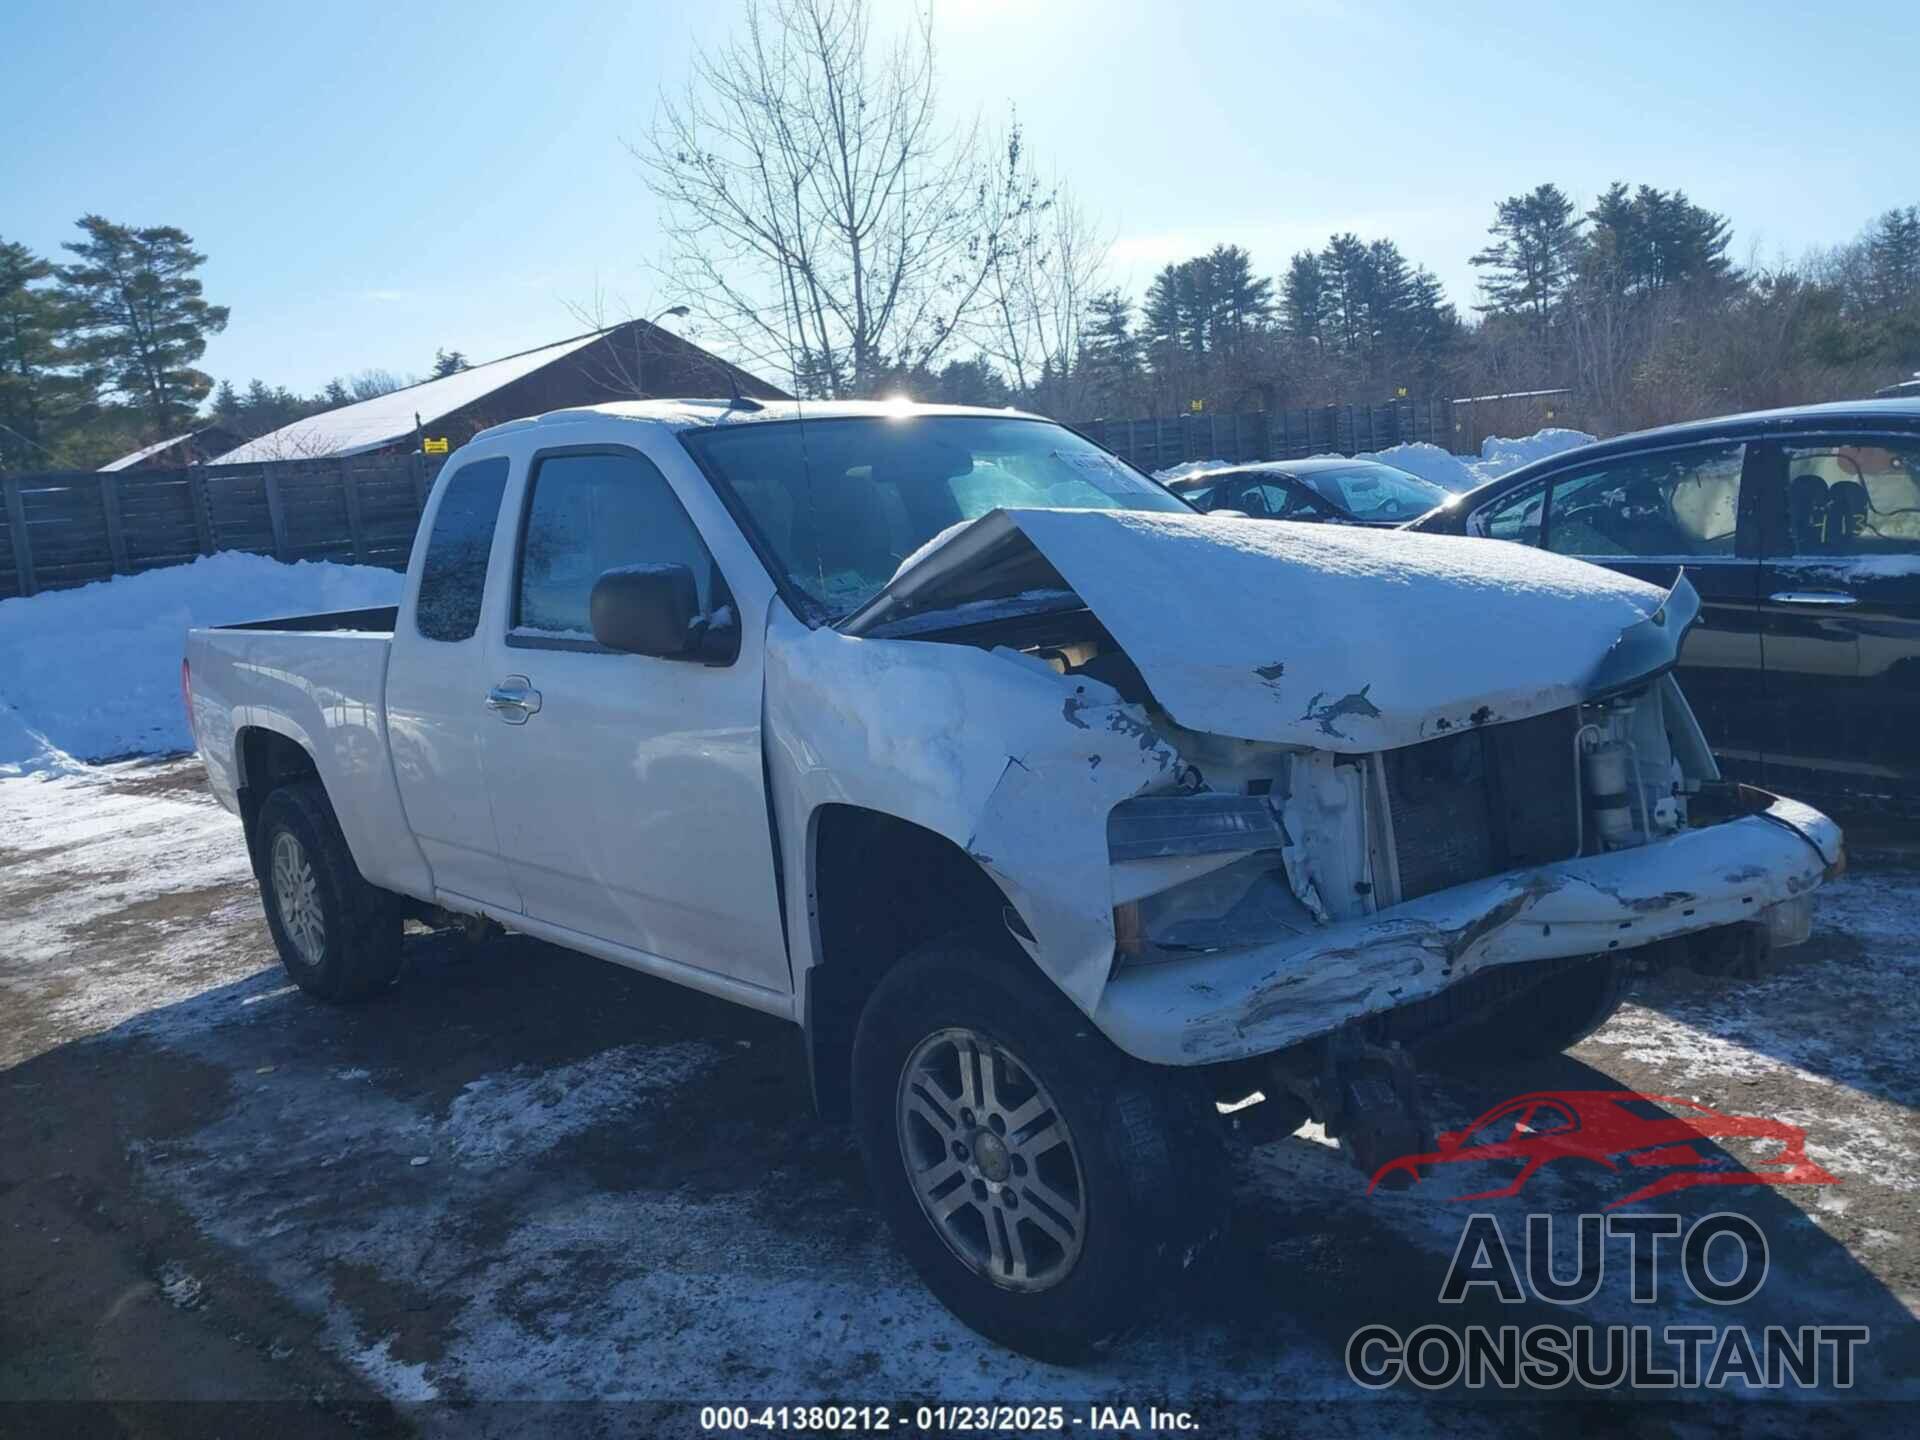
[3,0,1914,395]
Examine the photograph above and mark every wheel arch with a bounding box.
[802,802,1032,1122]
[234,723,323,875]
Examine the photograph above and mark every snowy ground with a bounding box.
[2,756,1916,1435]
[2,549,1916,1433]
[1154,428,1597,492]
[0,553,401,776]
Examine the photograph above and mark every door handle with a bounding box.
[1768,591,1858,607]
[484,676,543,723]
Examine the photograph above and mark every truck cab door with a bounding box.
[1753,432,1920,808]
[477,443,791,997]
[386,455,525,912]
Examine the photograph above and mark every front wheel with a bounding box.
[851,935,1223,1360]
[256,781,402,1003]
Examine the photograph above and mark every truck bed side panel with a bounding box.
[188,628,435,901]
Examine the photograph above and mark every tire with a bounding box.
[255,781,402,1003]
[851,933,1225,1360]
[1432,955,1624,1069]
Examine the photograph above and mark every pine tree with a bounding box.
[1,238,95,470]
[432,348,470,378]
[929,357,1012,407]
[1363,238,1415,374]
[1583,183,1733,296]
[1318,233,1373,358]
[1077,288,1142,412]
[1281,252,1326,343]
[1202,244,1273,356]
[1143,258,1212,355]
[1471,184,1583,326]
[57,216,228,436]
[1866,206,1920,310]
[1402,267,1459,389]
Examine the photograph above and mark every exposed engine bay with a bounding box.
[886,594,1725,973]
[812,506,1840,1072]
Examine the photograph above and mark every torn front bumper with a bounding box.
[1091,791,1843,1066]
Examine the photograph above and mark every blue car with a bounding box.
[1166,457,1453,527]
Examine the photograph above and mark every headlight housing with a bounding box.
[1107,792,1314,967]
[1105,792,1284,861]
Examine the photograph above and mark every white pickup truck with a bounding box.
[186,399,1844,1357]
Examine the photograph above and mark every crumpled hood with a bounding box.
[844,508,1692,753]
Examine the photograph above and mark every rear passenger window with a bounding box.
[1774,439,1920,556]
[515,449,722,640]
[1545,444,1744,558]
[415,458,509,642]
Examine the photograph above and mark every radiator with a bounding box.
[1383,708,1581,901]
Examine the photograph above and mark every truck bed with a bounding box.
[211,605,398,635]
[186,613,433,903]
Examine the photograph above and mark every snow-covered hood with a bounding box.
[843,508,1694,753]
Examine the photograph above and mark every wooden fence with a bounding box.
[1071,398,1458,475]
[0,390,1585,599]
[0,453,448,599]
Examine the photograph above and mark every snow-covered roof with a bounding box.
[210,332,607,464]
[99,431,200,471]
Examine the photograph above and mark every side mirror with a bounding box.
[590,563,741,663]
[590,564,699,657]
[1436,1130,1462,1149]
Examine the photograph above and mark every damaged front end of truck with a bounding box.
[780,507,1841,1166]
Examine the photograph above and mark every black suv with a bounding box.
[1407,399,1920,813]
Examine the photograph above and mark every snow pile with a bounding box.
[1152,427,1599,494]
[1348,441,1470,490]
[1154,458,1234,484]
[1472,427,1597,479]
[0,553,403,773]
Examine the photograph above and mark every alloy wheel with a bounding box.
[896,1026,1087,1292]
[271,830,326,967]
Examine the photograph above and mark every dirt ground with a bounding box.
[2,757,1916,1437]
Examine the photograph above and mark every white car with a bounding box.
[184,400,1843,1357]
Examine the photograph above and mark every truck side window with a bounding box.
[415,457,510,642]
[515,450,719,638]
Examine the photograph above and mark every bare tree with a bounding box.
[562,286,689,400]
[969,122,1109,417]
[634,0,1033,397]
[343,369,409,402]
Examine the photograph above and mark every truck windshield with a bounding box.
[680,415,1191,620]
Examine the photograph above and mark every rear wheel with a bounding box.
[852,934,1224,1360]
[256,781,402,1003]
